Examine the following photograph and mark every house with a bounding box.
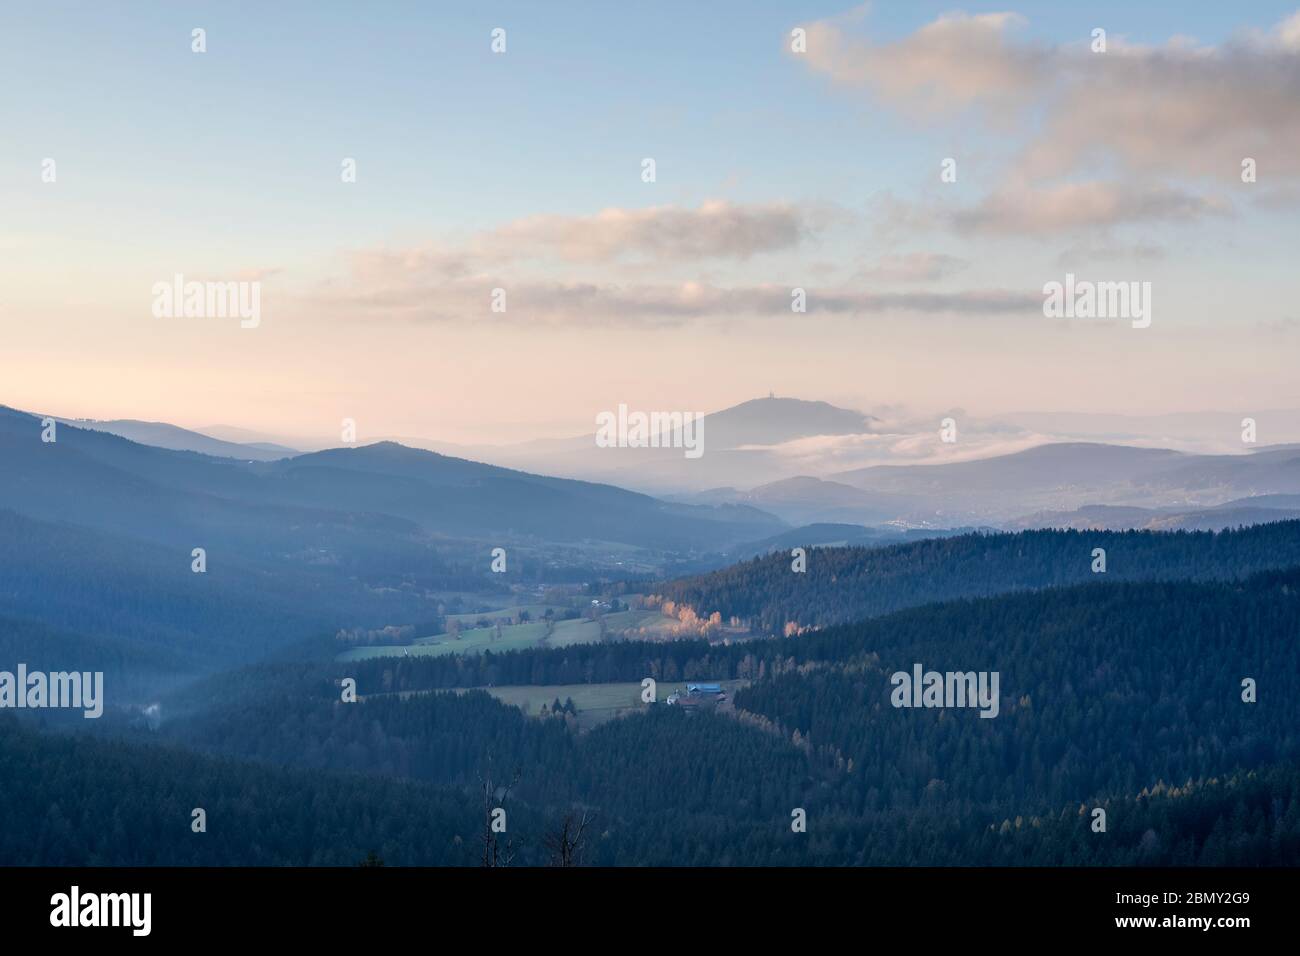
[666,683,727,707]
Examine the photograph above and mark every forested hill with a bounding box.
[0,714,479,866]
[7,707,1296,866]
[331,565,1299,700]
[79,567,1300,865]
[657,521,1300,635]
[324,567,1298,809]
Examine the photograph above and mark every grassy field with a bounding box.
[443,604,561,625]
[362,679,748,728]
[336,608,664,661]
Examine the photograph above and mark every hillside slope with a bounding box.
[659,521,1300,634]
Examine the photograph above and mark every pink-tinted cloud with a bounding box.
[797,7,1300,181]
[486,200,832,263]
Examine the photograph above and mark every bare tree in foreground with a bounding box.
[478,765,521,867]
[543,809,594,867]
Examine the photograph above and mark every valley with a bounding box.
[3,397,1299,868]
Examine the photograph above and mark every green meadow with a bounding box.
[335,608,668,661]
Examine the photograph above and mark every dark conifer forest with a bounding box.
[5,534,1297,866]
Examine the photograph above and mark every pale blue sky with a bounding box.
[7,1,1295,240]
[2,1,1298,441]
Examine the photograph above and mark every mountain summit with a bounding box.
[698,396,876,450]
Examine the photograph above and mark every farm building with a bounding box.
[666,683,728,707]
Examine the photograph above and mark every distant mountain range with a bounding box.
[0,405,784,556]
[409,396,881,493]
[663,431,1300,530]
[669,475,922,527]
[369,397,1300,519]
[57,417,299,461]
[27,398,1300,536]
[1002,409,1300,449]
[832,441,1300,522]
[1002,497,1300,532]
[0,402,791,691]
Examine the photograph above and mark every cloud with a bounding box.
[310,271,1039,327]
[1055,241,1166,267]
[1255,316,1300,335]
[346,246,480,282]
[871,181,1228,238]
[856,252,969,282]
[950,182,1230,236]
[797,7,1300,188]
[234,267,283,282]
[1281,10,1300,48]
[342,201,829,280]
[1249,184,1300,209]
[308,196,1034,326]
[1019,27,1300,181]
[801,11,1047,116]
[485,200,830,263]
[732,426,1066,472]
[726,419,1256,475]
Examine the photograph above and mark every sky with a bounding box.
[3,1,1299,445]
